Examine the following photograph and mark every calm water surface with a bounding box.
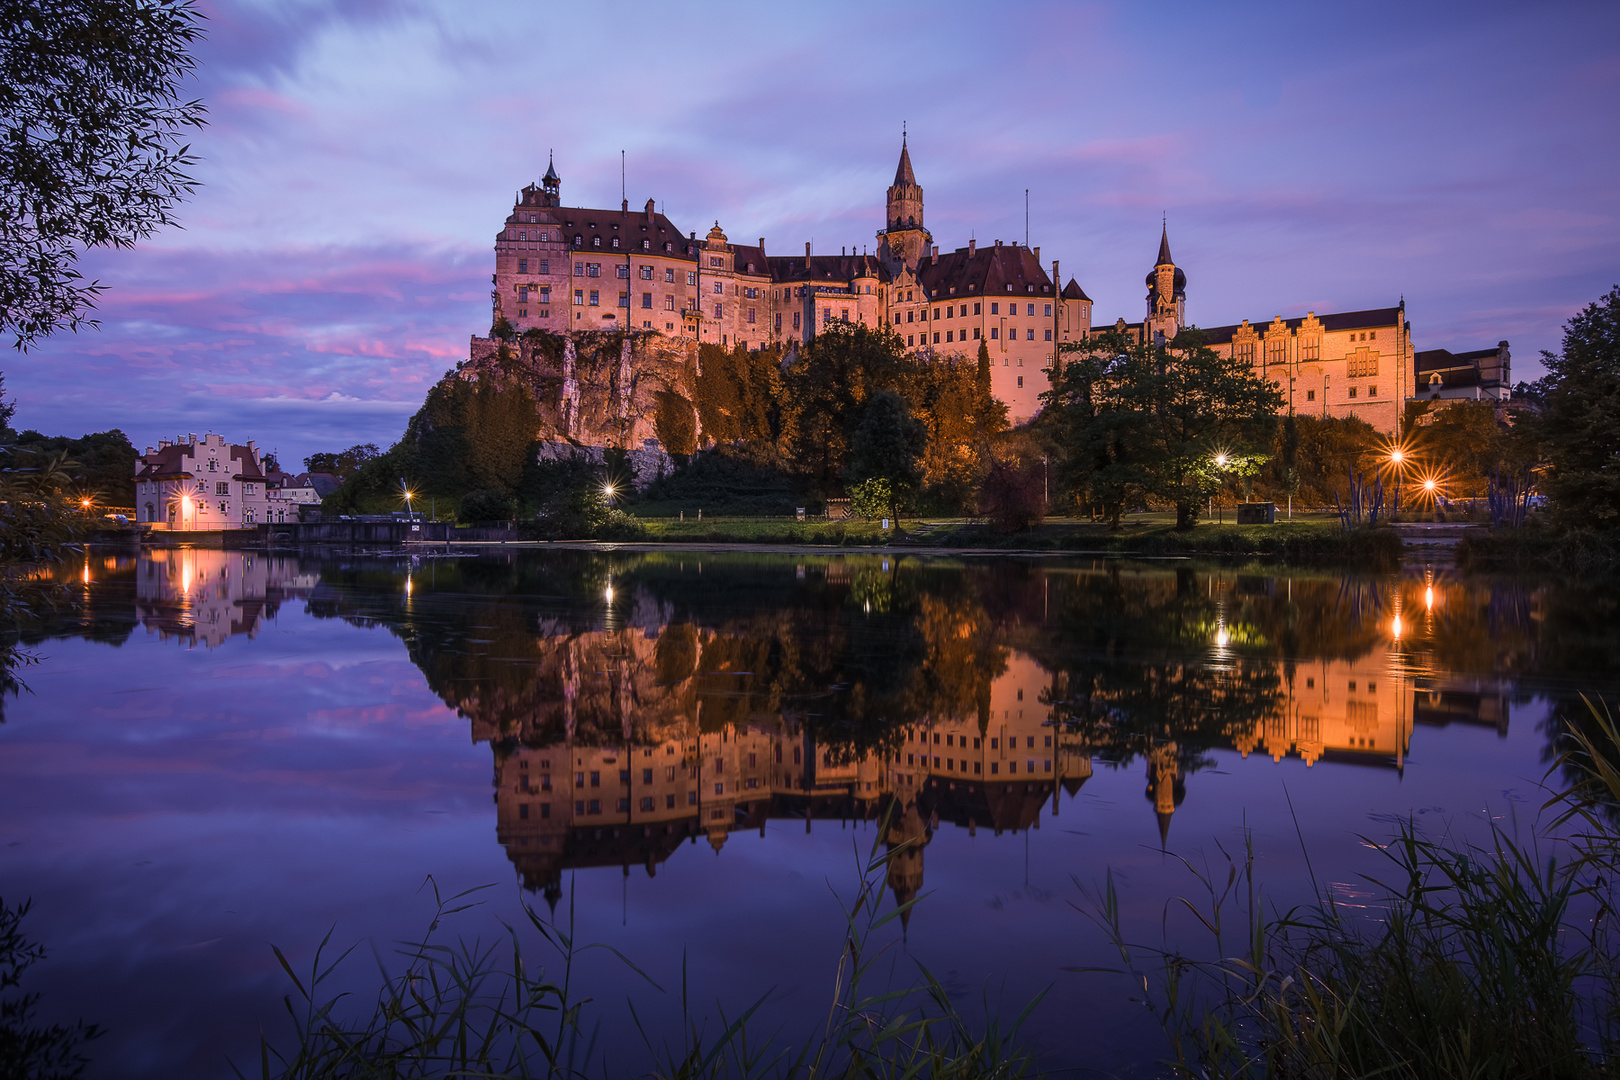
[2,547,1618,1078]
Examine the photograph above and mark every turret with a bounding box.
[876,133,932,275]
[1145,224,1186,345]
[540,153,560,207]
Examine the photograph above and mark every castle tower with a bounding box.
[540,153,560,208]
[876,134,932,274]
[1145,224,1186,346]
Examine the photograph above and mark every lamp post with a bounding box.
[1213,453,1228,524]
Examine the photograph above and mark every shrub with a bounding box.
[977,460,1044,533]
[458,488,512,524]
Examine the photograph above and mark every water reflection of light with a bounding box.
[605,583,614,604]
[81,563,91,586]
[405,574,413,598]
[1392,614,1403,640]
[1425,586,1434,611]
[1214,624,1230,648]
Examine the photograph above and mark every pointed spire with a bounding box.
[1157,809,1174,849]
[543,150,559,184]
[1156,221,1173,267]
[894,133,916,187]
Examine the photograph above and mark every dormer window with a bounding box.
[642,240,650,250]
[573,235,582,247]
[592,236,601,248]
[949,287,956,294]
[610,238,619,249]
[664,242,672,252]
[746,263,754,273]
[1006,284,1013,292]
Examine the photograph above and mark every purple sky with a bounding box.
[10,0,1619,467]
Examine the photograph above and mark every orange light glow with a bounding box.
[1392,614,1404,640]
[1425,586,1434,611]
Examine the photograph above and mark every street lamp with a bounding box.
[1212,453,1229,523]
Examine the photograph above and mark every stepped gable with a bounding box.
[915,243,1053,298]
[1112,305,1405,345]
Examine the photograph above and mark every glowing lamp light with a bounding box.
[405,575,413,597]
[1215,625,1230,647]
[1425,586,1434,611]
[80,498,90,508]
[1423,479,1437,493]
[1390,449,1405,464]
[1392,614,1404,640]
[1214,453,1228,468]
[604,584,615,604]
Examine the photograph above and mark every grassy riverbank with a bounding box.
[627,513,1400,562]
[1456,526,1620,571]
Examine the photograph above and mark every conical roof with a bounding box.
[543,153,559,184]
[1155,224,1173,267]
[894,139,916,186]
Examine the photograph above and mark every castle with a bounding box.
[481,139,1505,438]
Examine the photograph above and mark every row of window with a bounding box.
[912,731,1052,750]
[901,754,1053,775]
[903,326,1050,346]
[1296,385,1378,401]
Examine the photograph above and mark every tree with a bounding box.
[2,0,208,350]
[846,390,925,522]
[1044,328,1283,528]
[303,443,382,481]
[785,322,908,491]
[1540,285,1620,530]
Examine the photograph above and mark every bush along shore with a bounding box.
[589,515,1403,564]
[1456,526,1620,572]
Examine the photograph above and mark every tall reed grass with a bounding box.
[242,809,1039,1080]
[1083,698,1620,1079]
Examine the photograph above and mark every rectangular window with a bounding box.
[618,292,629,308]
[990,327,999,339]
[713,303,722,317]
[1369,385,1378,397]
[244,483,255,494]
[687,791,697,806]
[1236,342,1256,363]
[539,286,550,302]
[518,259,527,273]
[665,794,675,809]
[1044,328,1053,341]
[539,259,548,274]
[573,289,584,305]
[574,262,584,276]
[906,334,913,345]
[641,293,652,308]
[973,327,981,339]
[793,312,801,330]
[665,295,675,310]
[587,264,600,277]
[1017,376,1024,388]
[747,307,756,324]
[664,268,675,283]
[639,265,652,280]
[945,330,953,342]
[588,799,601,814]
[1027,329,1035,340]
[686,272,697,286]
[991,761,999,774]
[589,771,600,787]
[775,313,782,331]
[712,281,722,295]
[616,265,629,279]
[589,290,600,306]
[713,782,723,795]
[1044,304,1053,316]
[1307,389,1316,401]
[215,481,229,495]
[519,803,529,820]
[990,303,999,314]
[1348,386,1358,398]
[541,802,550,818]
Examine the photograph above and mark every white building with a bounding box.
[134,433,272,530]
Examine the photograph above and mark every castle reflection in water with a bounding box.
[72,549,1530,917]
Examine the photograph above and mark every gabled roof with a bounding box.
[767,253,884,284]
[134,441,267,482]
[506,205,697,261]
[1061,278,1091,302]
[913,243,1053,299]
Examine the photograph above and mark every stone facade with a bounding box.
[1096,229,1415,435]
[487,140,1091,425]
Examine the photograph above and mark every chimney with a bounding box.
[758,237,765,254]
[968,238,976,258]
[621,198,629,213]
[931,245,939,262]
[842,246,846,256]
[995,239,1002,248]
[247,440,257,453]
[805,241,811,258]
[645,198,655,222]
[1053,260,1060,292]
[1034,246,1040,262]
